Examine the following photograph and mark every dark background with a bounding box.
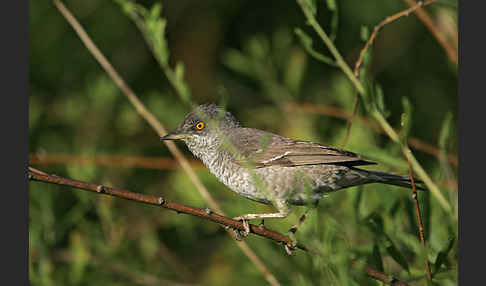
[29,0,458,285]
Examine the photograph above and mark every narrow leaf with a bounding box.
[370,243,384,272]
[439,112,453,150]
[295,28,336,66]
[400,96,413,141]
[433,236,455,275]
[385,238,410,273]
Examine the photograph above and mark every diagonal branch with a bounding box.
[403,0,458,66]
[296,0,451,213]
[29,166,411,286]
[28,166,306,251]
[343,0,438,148]
[353,0,438,75]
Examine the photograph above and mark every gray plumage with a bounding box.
[161,104,424,221]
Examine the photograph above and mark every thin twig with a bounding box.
[342,0,437,148]
[404,0,458,66]
[354,0,438,75]
[296,0,364,95]
[400,108,431,279]
[407,167,432,280]
[296,0,452,212]
[29,166,306,251]
[30,166,412,286]
[53,1,280,285]
[365,266,410,286]
[341,95,360,148]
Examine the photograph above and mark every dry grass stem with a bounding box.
[53,1,280,285]
[343,0,439,148]
[404,0,458,66]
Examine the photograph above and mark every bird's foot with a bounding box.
[223,224,246,241]
[287,229,299,251]
[284,242,297,256]
[232,216,251,238]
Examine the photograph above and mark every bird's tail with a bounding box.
[358,169,427,191]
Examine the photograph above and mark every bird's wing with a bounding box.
[226,128,376,168]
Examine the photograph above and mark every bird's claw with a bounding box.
[233,216,251,237]
[284,243,296,256]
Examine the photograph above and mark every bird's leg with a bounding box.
[233,211,289,237]
[233,201,290,237]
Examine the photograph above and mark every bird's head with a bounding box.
[161,104,240,151]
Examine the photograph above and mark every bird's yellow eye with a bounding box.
[195,121,205,130]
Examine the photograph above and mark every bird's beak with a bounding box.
[160,130,190,141]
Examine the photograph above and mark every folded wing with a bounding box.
[226,128,376,168]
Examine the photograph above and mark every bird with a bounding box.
[161,103,424,238]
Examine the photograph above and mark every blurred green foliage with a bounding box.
[29,0,457,285]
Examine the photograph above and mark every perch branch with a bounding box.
[29,166,411,285]
[28,166,306,251]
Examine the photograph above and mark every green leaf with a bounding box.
[326,0,336,10]
[148,2,162,21]
[306,0,317,15]
[359,77,374,112]
[221,49,253,77]
[365,212,384,235]
[369,243,384,272]
[364,212,410,273]
[175,62,185,81]
[326,0,339,41]
[374,83,390,118]
[246,36,270,61]
[69,231,89,284]
[294,28,336,66]
[385,238,410,273]
[439,112,453,150]
[353,186,363,221]
[400,96,413,141]
[360,26,370,42]
[433,236,455,275]
[115,0,192,103]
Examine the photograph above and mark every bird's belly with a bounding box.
[205,158,352,205]
[205,158,272,204]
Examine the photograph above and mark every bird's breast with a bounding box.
[197,150,272,203]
